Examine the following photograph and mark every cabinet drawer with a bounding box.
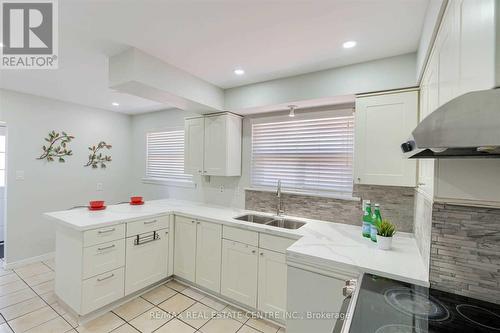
[84,224,125,247]
[223,226,258,246]
[81,267,124,315]
[127,215,169,237]
[83,239,125,279]
[259,234,297,254]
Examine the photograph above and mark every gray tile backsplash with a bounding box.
[245,184,415,232]
[430,203,500,304]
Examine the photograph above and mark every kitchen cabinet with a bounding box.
[221,239,258,308]
[125,228,169,295]
[173,216,197,282]
[257,249,287,319]
[184,112,242,176]
[195,220,222,293]
[184,117,205,175]
[354,90,418,187]
[286,265,356,333]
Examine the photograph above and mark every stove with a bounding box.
[346,274,500,333]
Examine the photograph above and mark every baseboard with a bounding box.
[3,252,55,270]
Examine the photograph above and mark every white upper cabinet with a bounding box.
[184,117,205,175]
[184,112,242,177]
[354,91,418,187]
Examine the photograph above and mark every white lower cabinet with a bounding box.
[81,267,125,315]
[125,229,169,295]
[174,216,197,281]
[221,239,258,308]
[195,221,222,292]
[286,265,356,333]
[258,249,287,318]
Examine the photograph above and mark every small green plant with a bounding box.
[37,130,74,163]
[376,219,396,237]
[85,141,112,168]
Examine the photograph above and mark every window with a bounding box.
[145,130,193,185]
[251,113,355,195]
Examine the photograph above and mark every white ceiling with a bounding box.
[0,0,429,114]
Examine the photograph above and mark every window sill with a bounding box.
[244,187,361,202]
[142,178,196,189]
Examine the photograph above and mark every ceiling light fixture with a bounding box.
[0,42,3,48]
[111,102,120,106]
[288,105,297,118]
[343,40,357,49]
[234,68,245,76]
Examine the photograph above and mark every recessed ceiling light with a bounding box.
[343,41,357,49]
[111,102,119,106]
[234,68,245,76]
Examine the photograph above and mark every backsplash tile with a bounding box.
[430,203,500,304]
[245,184,415,232]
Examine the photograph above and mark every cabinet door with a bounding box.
[286,266,353,333]
[203,115,227,176]
[354,91,418,187]
[125,229,168,295]
[258,249,287,320]
[221,239,258,308]
[174,216,197,282]
[196,221,222,293]
[184,117,205,175]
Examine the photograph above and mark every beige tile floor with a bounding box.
[0,259,285,333]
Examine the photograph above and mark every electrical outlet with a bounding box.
[15,171,25,181]
[96,183,104,191]
[219,185,224,192]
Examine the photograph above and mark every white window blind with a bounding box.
[251,115,355,195]
[146,130,193,183]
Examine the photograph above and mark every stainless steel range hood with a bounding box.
[401,89,500,159]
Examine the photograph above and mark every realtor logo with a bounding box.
[1,0,58,69]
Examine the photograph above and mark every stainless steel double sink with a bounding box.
[234,214,306,230]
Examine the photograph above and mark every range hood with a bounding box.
[401,89,500,159]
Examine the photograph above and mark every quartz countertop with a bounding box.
[45,199,429,286]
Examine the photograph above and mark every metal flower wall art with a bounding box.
[85,141,112,168]
[37,130,75,163]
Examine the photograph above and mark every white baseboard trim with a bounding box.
[3,252,55,270]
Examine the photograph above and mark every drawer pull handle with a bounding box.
[98,228,115,234]
[97,273,114,282]
[97,244,116,251]
[134,231,160,246]
[143,220,157,225]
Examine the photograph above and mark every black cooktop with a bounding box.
[348,274,500,333]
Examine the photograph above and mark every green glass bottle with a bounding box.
[370,204,382,242]
[362,203,372,238]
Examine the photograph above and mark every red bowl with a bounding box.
[89,200,105,208]
[130,196,143,203]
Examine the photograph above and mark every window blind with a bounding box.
[146,130,193,183]
[251,115,355,195]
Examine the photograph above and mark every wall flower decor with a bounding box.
[85,141,112,168]
[37,130,75,163]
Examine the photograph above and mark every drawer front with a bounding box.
[84,224,125,247]
[83,239,125,279]
[223,226,258,246]
[259,233,297,254]
[127,215,169,237]
[81,267,124,315]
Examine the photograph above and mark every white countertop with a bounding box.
[45,199,429,286]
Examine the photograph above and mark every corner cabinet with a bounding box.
[354,90,418,187]
[184,112,242,176]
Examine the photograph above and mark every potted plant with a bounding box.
[376,219,396,250]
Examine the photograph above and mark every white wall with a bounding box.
[224,53,418,111]
[0,89,133,265]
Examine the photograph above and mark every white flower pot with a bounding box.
[377,236,393,250]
